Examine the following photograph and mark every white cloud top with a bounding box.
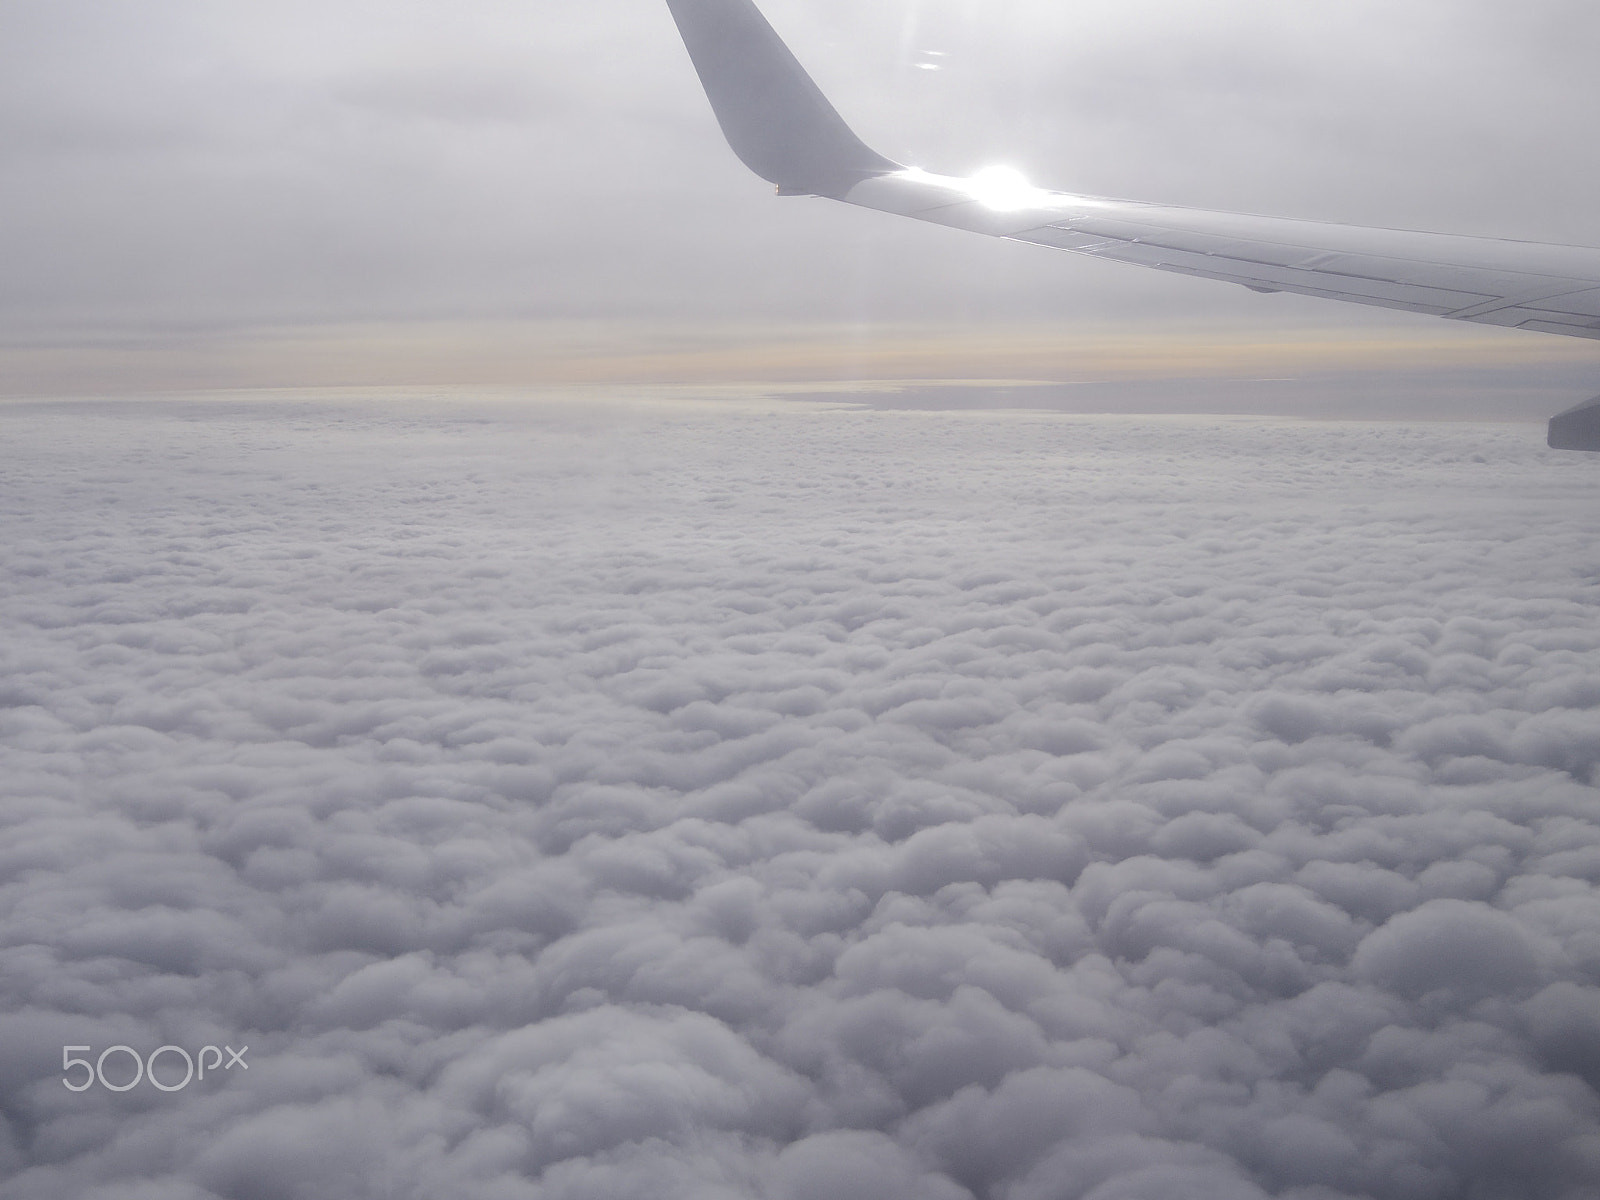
[1,393,1598,1198]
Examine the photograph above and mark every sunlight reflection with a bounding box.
[965,165,1048,212]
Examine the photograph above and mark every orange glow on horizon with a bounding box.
[2,318,1594,399]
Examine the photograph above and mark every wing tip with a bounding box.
[665,0,900,197]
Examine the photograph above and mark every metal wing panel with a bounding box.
[1532,289,1600,318]
[1053,236,1499,314]
[843,171,1600,339]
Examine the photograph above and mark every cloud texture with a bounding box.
[2,393,1599,1198]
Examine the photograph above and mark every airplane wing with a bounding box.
[663,0,1600,450]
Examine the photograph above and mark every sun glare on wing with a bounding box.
[965,165,1048,212]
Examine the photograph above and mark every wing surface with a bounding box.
[663,0,1600,444]
[846,172,1600,341]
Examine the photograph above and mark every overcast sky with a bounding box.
[4,0,1600,396]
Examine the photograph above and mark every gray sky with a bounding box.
[4,0,1600,393]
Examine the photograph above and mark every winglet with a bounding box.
[664,0,901,198]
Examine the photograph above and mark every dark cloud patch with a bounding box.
[2,393,1599,1197]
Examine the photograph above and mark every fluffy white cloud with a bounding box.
[1,392,1598,1198]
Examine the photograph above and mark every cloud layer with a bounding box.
[2,393,1599,1198]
